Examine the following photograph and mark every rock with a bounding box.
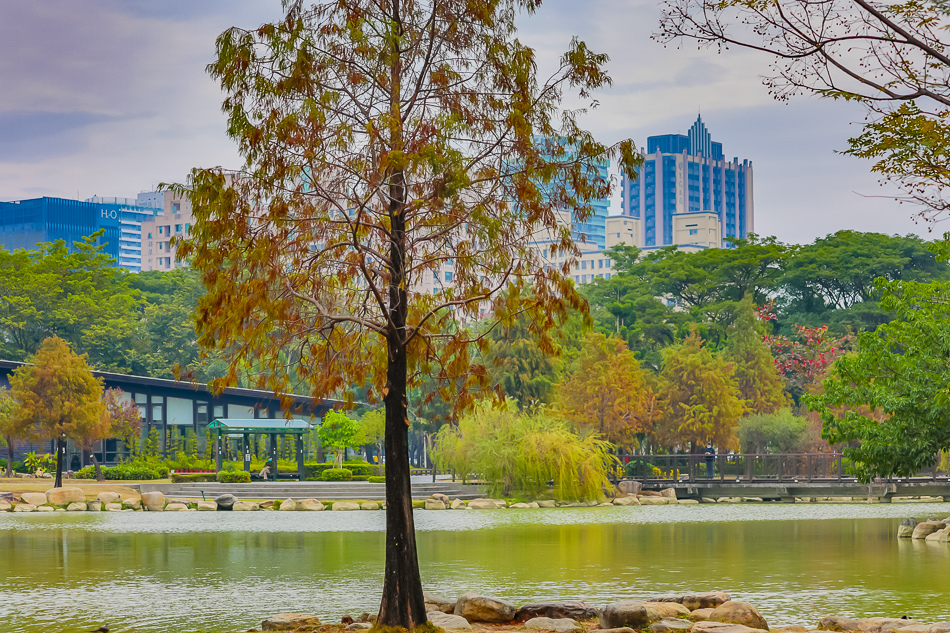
[429,612,473,630]
[97,492,121,504]
[492,499,508,508]
[911,521,943,539]
[141,491,166,512]
[701,498,717,503]
[332,502,360,511]
[13,504,36,512]
[659,488,678,499]
[165,503,188,511]
[21,492,47,506]
[197,501,217,511]
[742,497,764,503]
[691,609,716,622]
[0,501,11,512]
[432,493,450,503]
[47,486,85,506]
[296,499,325,511]
[122,497,142,510]
[897,626,931,633]
[597,502,614,507]
[639,497,668,506]
[708,602,768,631]
[262,613,322,631]
[66,502,87,512]
[515,602,599,622]
[468,498,499,510]
[525,617,584,633]
[511,502,532,508]
[640,490,662,497]
[35,505,54,512]
[692,622,768,633]
[594,629,638,633]
[346,623,373,631]
[214,493,238,510]
[233,501,259,511]
[279,499,296,511]
[527,501,540,508]
[645,602,691,619]
[454,592,517,623]
[424,592,457,614]
[87,500,103,512]
[925,528,950,542]
[649,592,731,611]
[772,627,809,633]
[0,492,14,503]
[651,620,695,633]
[260,500,275,509]
[425,499,447,510]
[537,500,556,508]
[618,480,643,495]
[898,517,918,538]
[451,499,466,509]
[927,624,950,633]
[105,502,123,511]
[600,602,665,630]
[361,502,380,510]
[55,508,66,512]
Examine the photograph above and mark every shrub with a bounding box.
[73,464,165,480]
[171,473,217,483]
[322,468,353,481]
[368,476,386,483]
[304,461,379,480]
[217,470,251,484]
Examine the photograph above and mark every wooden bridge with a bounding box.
[626,453,950,502]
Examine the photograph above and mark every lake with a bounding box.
[2,503,950,633]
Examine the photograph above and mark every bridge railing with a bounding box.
[624,453,949,484]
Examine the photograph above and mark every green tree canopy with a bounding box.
[737,409,807,454]
[724,296,787,414]
[318,410,364,468]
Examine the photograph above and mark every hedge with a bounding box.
[217,470,251,483]
[304,461,380,480]
[171,473,217,483]
[368,476,386,483]
[74,463,167,480]
[322,468,353,481]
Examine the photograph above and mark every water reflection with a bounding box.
[1,504,949,632]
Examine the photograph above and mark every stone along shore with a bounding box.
[254,591,950,632]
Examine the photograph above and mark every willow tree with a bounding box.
[175,0,637,627]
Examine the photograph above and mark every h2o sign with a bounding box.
[100,209,117,219]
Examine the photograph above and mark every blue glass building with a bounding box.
[621,116,753,247]
[0,196,158,271]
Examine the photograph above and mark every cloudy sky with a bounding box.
[0,0,935,244]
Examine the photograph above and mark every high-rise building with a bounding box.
[136,190,194,271]
[621,115,753,248]
[0,196,158,271]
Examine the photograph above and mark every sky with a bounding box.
[0,0,937,245]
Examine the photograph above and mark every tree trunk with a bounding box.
[377,159,426,628]
[54,436,65,489]
[91,453,104,482]
[5,436,14,478]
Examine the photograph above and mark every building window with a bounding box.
[605,259,611,268]
[175,224,183,233]
[172,202,181,213]
[598,259,603,269]
[606,273,611,280]
[445,271,453,282]
[689,229,699,235]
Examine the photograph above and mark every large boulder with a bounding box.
[708,602,768,631]
[645,603,691,619]
[97,492,121,504]
[214,493,238,511]
[614,497,641,507]
[197,501,217,511]
[141,491,165,512]
[279,499,296,511]
[66,502,87,512]
[600,602,666,630]
[651,620,695,633]
[659,488,678,499]
[692,622,768,633]
[296,499,325,511]
[536,500,557,508]
[928,624,950,633]
[105,502,123,511]
[21,492,47,506]
[47,487,85,506]
[233,501,259,511]
[165,503,188,512]
[262,613,322,631]
[361,502,380,510]
[649,593,731,611]
[451,499,466,510]
[639,497,669,506]
[925,527,950,542]
[13,503,36,512]
[468,498,501,510]
[454,592,517,623]
[911,521,943,539]
[515,602,598,622]
[618,480,643,495]
[332,502,360,511]
[425,499,447,510]
[691,609,716,622]
[428,612,473,631]
[87,500,103,512]
[36,505,54,512]
[424,592,456,614]
[524,617,584,633]
[0,492,14,503]
[0,501,12,512]
[897,518,918,538]
[122,497,142,510]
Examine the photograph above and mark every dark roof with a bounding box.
[0,359,341,413]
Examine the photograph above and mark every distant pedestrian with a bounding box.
[704,442,716,479]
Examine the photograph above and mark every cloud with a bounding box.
[0,111,123,162]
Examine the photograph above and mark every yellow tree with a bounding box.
[9,337,105,487]
[173,1,638,626]
[724,296,788,414]
[559,333,656,449]
[657,330,744,452]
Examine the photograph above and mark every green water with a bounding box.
[2,503,950,633]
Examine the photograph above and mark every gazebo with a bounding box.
[207,418,314,481]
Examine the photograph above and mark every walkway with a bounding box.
[140,480,484,501]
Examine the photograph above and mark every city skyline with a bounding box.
[0,0,936,245]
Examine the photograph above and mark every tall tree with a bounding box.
[657,0,950,220]
[9,337,105,488]
[482,312,559,409]
[656,330,745,452]
[724,296,787,414]
[0,388,28,477]
[559,333,656,448]
[318,410,364,468]
[176,1,636,626]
